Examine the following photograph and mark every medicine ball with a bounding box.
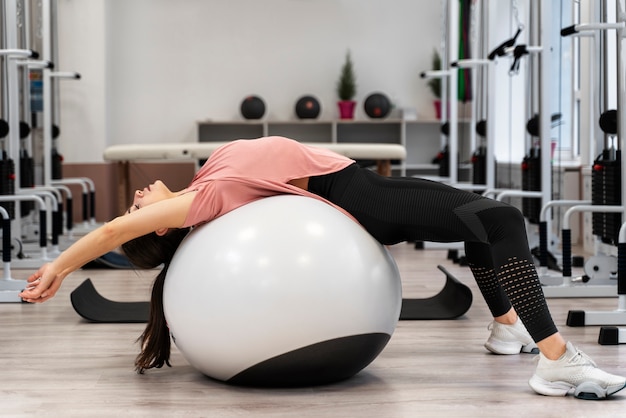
[19,121,31,139]
[364,93,391,119]
[0,120,9,139]
[52,124,61,139]
[295,95,321,119]
[599,110,618,135]
[240,95,266,120]
[475,120,487,138]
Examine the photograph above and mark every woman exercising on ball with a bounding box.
[19,136,625,399]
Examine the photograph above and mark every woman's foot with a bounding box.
[485,318,539,355]
[529,341,626,399]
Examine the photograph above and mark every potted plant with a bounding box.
[427,50,443,119]
[336,51,357,119]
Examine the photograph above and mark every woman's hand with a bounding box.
[19,263,64,303]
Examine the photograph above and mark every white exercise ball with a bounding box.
[163,195,402,386]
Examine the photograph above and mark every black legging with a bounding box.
[308,163,557,343]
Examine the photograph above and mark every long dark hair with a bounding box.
[121,227,190,373]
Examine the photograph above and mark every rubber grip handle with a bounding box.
[561,25,577,37]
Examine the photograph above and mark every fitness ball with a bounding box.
[364,93,391,119]
[240,95,266,120]
[163,195,402,387]
[295,95,321,119]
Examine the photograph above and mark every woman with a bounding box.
[19,136,625,399]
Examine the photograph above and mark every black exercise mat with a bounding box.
[82,252,135,269]
[70,278,149,323]
[400,265,473,320]
[71,265,471,324]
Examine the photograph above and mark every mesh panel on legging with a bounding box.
[465,242,512,318]
[308,164,558,343]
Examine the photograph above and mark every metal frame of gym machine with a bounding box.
[39,0,98,236]
[475,0,563,267]
[419,0,499,257]
[539,0,626,302]
[550,0,626,336]
[0,0,53,301]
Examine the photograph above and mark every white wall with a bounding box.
[56,0,443,163]
[56,0,108,163]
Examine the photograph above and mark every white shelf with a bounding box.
[198,119,473,176]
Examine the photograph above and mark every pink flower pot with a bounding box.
[434,100,441,119]
[338,100,356,119]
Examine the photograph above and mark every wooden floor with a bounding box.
[2,242,626,417]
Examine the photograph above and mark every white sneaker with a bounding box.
[529,341,626,399]
[484,319,539,355]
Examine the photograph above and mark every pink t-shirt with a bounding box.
[182,136,355,227]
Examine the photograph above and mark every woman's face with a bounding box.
[127,180,172,214]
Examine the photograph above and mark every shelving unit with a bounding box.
[197,119,472,177]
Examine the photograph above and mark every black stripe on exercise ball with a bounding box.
[226,333,391,387]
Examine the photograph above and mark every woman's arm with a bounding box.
[19,191,196,303]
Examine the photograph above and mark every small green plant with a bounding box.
[427,50,441,99]
[336,51,357,101]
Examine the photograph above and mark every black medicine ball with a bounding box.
[0,120,9,139]
[295,95,321,119]
[19,121,31,139]
[364,93,391,118]
[240,95,266,120]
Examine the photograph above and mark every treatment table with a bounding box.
[103,141,407,214]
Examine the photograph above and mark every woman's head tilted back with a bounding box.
[122,228,191,269]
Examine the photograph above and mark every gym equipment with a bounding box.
[592,110,620,245]
[522,113,562,224]
[0,0,60,270]
[294,95,320,119]
[163,195,402,386]
[19,0,91,240]
[420,0,460,184]
[0,0,89,273]
[240,95,265,120]
[540,4,626,299]
[453,44,497,193]
[363,92,391,119]
[468,2,496,191]
[573,221,626,335]
[556,2,626,323]
[0,205,25,302]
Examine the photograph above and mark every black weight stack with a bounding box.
[592,150,621,245]
[434,147,450,177]
[522,148,542,224]
[51,125,63,180]
[19,121,35,217]
[0,151,15,219]
[52,148,63,180]
[20,150,35,217]
[471,146,487,185]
